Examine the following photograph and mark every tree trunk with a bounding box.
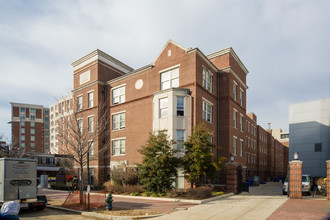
[80,163,84,205]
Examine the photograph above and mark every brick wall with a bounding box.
[289,160,302,199]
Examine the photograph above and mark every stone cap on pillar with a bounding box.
[289,160,303,165]
[225,162,240,169]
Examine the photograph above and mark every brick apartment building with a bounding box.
[58,40,288,186]
[10,103,50,154]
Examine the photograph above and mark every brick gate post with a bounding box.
[289,160,303,199]
[327,160,330,200]
[226,162,239,194]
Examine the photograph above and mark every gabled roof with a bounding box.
[152,39,189,65]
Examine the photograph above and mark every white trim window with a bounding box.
[89,141,94,156]
[159,97,168,118]
[202,100,212,123]
[233,136,237,155]
[88,92,94,108]
[160,68,179,90]
[202,68,212,93]
[240,139,243,157]
[233,110,237,128]
[66,100,70,112]
[240,89,244,106]
[31,129,35,134]
[88,116,94,132]
[177,96,184,116]
[112,86,125,105]
[77,96,83,111]
[31,136,35,142]
[112,112,125,130]
[78,119,83,134]
[233,82,237,101]
[61,102,65,113]
[240,115,243,132]
[112,139,125,156]
[176,130,185,150]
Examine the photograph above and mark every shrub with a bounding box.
[103,181,124,193]
[111,165,139,186]
[150,193,159,197]
[167,189,185,197]
[130,192,140,196]
[187,186,212,199]
[141,192,152,197]
[124,185,144,194]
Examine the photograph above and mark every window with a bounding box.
[78,119,83,133]
[177,96,184,116]
[42,158,46,164]
[21,143,25,148]
[30,115,35,120]
[66,100,70,112]
[240,89,243,106]
[20,107,26,112]
[89,142,94,156]
[31,122,35,127]
[44,117,49,122]
[112,113,125,130]
[202,101,212,123]
[88,92,93,108]
[31,129,35,134]
[112,139,125,156]
[31,143,35,148]
[45,124,49,129]
[30,108,36,113]
[233,83,237,101]
[233,137,237,155]
[31,136,35,142]
[88,116,94,132]
[21,128,25,134]
[112,86,125,105]
[160,68,179,90]
[240,139,243,157]
[20,121,25,127]
[45,110,49,115]
[159,98,168,118]
[233,110,237,128]
[240,115,243,132]
[77,96,83,111]
[55,105,58,111]
[21,135,25,141]
[248,121,250,132]
[61,102,65,113]
[20,114,25,119]
[315,143,322,152]
[176,130,185,150]
[202,68,212,93]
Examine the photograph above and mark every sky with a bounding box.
[0,0,329,142]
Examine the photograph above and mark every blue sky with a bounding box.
[0,0,329,141]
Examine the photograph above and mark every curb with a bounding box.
[47,205,164,220]
[113,192,235,204]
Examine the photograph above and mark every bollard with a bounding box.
[105,193,113,210]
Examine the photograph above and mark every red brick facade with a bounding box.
[289,160,303,199]
[62,40,288,186]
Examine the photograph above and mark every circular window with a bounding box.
[135,79,143,90]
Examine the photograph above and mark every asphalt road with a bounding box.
[19,207,103,220]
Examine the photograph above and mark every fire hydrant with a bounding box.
[105,193,113,210]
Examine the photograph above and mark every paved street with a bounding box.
[19,207,103,220]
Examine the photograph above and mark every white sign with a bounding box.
[87,185,91,193]
[80,70,90,85]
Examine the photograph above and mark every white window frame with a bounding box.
[112,138,125,156]
[160,67,179,90]
[31,129,35,134]
[159,97,168,118]
[112,112,125,130]
[77,95,83,111]
[66,100,70,112]
[176,130,185,150]
[31,136,35,142]
[233,81,237,101]
[202,67,212,93]
[88,92,94,108]
[177,96,184,116]
[240,139,243,157]
[233,109,237,128]
[240,88,244,106]
[240,114,243,132]
[78,119,83,134]
[202,99,213,123]
[233,136,237,155]
[112,85,125,105]
[89,141,94,156]
[88,116,94,132]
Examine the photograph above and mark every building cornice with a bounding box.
[72,80,105,93]
[72,49,134,74]
[220,67,248,90]
[187,48,219,73]
[207,47,249,75]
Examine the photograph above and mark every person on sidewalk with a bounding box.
[72,176,78,193]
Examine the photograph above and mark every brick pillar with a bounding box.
[289,160,303,199]
[226,162,239,194]
[327,160,330,200]
[242,166,247,182]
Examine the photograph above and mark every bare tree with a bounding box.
[57,101,110,204]
[0,135,27,158]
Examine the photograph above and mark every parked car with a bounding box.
[282,174,313,195]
